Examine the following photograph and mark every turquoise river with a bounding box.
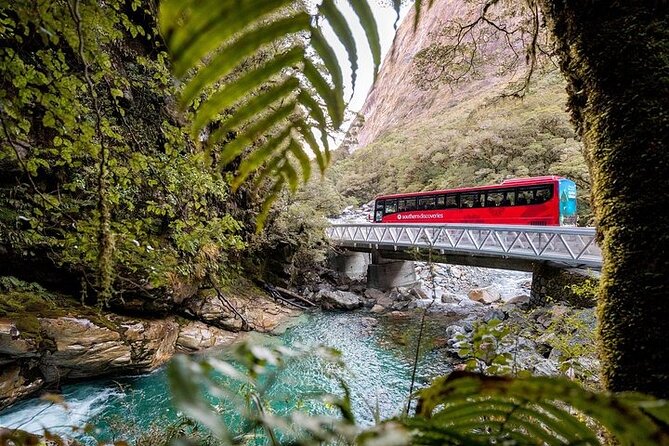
[0,311,457,443]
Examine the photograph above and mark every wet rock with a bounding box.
[505,294,530,307]
[39,317,133,380]
[375,293,396,309]
[184,289,295,332]
[408,287,429,300]
[483,308,507,323]
[0,320,38,357]
[370,304,385,314]
[349,282,366,294]
[39,317,180,380]
[440,292,459,304]
[364,288,385,301]
[176,321,238,353]
[318,290,362,310]
[0,363,44,410]
[468,287,501,304]
[458,298,484,308]
[391,300,410,311]
[359,317,378,328]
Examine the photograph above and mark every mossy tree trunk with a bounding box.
[539,1,669,397]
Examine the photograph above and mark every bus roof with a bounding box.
[374,176,564,200]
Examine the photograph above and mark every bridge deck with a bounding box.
[326,223,601,270]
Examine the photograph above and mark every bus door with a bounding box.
[374,200,384,222]
[558,179,578,225]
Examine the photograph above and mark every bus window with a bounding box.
[500,190,515,206]
[418,196,436,210]
[405,198,416,211]
[486,191,504,207]
[445,194,459,208]
[398,199,407,212]
[461,193,477,208]
[534,186,552,204]
[385,199,398,214]
[436,195,446,209]
[516,189,533,205]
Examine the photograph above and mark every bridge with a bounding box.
[326,223,601,305]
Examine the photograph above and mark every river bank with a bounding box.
[0,278,299,411]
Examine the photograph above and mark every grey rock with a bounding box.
[483,309,507,323]
[364,288,386,301]
[318,290,362,310]
[440,292,460,304]
[370,304,385,314]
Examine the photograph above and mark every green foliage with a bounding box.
[0,1,245,302]
[164,339,669,446]
[543,307,599,386]
[409,371,669,445]
[455,319,514,376]
[167,340,368,445]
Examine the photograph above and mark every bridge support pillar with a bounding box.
[330,251,371,281]
[367,252,417,290]
[530,263,599,308]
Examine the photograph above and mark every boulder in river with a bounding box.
[370,304,385,314]
[468,287,501,304]
[364,288,385,301]
[318,290,362,310]
[183,288,296,332]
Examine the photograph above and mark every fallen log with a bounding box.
[273,286,316,307]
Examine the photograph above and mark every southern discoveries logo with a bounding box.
[397,213,444,220]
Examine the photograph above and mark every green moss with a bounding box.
[0,290,65,338]
[0,277,119,337]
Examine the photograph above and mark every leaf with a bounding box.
[208,77,300,145]
[309,27,344,96]
[256,176,285,232]
[295,118,327,173]
[298,89,330,155]
[410,371,669,446]
[192,46,303,136]
[303,59,344,128]
[287,137,311,184]
[233,126,292,191]
[279,159,299,192]
[167,355,231,442]
[180,13,311,106]
[217,100,296,167]
[318,0,358,92]
[164,0,294,77]
[349,0,381,79]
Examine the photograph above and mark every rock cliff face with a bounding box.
[356,0,532,148]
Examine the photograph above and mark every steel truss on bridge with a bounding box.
[326,223,602,269]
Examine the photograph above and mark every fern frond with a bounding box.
[159,0,383,227]
[408,371,669,446]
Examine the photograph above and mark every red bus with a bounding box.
[372,176,578,226]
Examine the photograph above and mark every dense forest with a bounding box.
[0,1,317,312]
